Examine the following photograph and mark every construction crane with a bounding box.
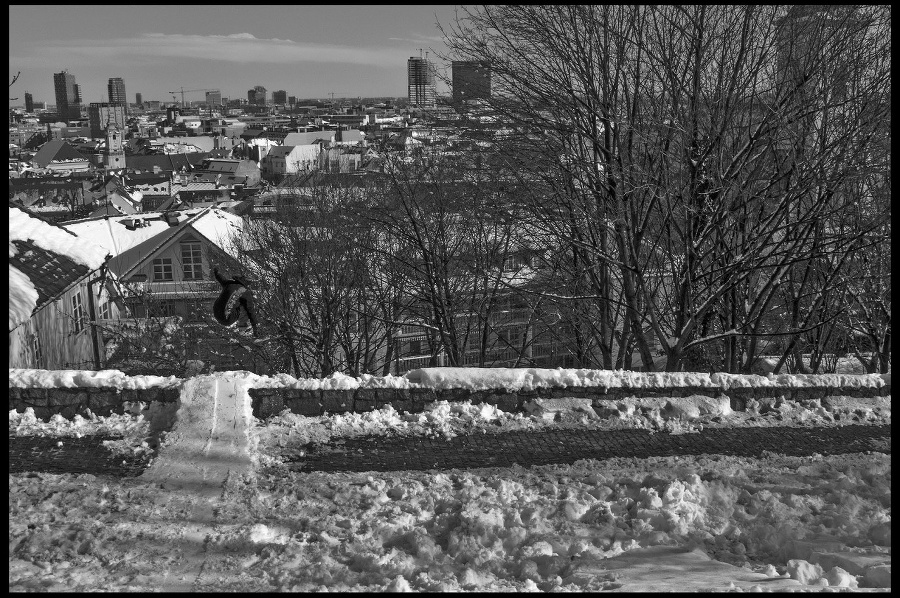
[168,87,219,108]
[328,92,348,108]
[10,70,20,102]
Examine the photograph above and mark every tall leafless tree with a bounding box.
[440,5,891,372]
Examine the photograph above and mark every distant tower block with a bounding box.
[407,56,436,109]
[108,77,128,115]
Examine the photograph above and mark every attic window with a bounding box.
[152,258,173,281]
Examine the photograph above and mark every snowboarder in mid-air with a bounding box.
[213,267,258,337]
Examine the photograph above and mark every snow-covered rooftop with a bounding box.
[63,207,243,264]
[9,205,110,330]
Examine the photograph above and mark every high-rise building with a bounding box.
[407,56,436,109]
[135,92,142,106]
[776,5,861,102]
[452,61,491,104]
[108,77,127,114]
[273,90,288,105]
[248,85,267,105]
[24,92,34,113]
[54,70,82,121]
[89,103,127,139]
[206,90,222,106]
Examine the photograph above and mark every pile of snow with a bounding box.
[8,368,182,389]
[409,367,889,392]
[8,406,169,458]
[251,371,414,391]
[8,366,889,393]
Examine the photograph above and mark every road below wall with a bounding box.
[282,423,891,473]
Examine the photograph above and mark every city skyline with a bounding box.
[8,5,458,108]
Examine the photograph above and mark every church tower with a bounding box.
[104,125,125,173]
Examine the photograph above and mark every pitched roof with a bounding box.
[9,202,108,269]
[9,239,91,314]
[115,208,243,278]
[283,131,334,146]
[9,202,110,330]
[265,145,298,158]
[202,159,242,174]
[31,139,90,168]
[125,172,170,185]
[152,136,216,153]
[63,207,243,277]
[240,128,266,140]
[336,129,365,143]
[125,152,209,174]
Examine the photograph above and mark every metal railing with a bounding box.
[126,280,221,297]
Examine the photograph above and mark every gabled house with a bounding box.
[64,207,245,322]
[30,138,92,173]
[262,145,320,177]
[9,202,117,370]
[334,128,366,147]
[196,158,261,188]
[125,152,209,178]
[319,146,363,173]
[124,172,174,211]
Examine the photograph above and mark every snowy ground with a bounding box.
[8,370,892,592]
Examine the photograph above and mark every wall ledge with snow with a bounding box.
[9,368,890,421]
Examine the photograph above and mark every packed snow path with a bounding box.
[140,374,255,496]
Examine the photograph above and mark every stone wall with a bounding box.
[8,387,180,421]
[249,384,890,420]
[9,377,890,422]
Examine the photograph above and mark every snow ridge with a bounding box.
[8,367,890,392]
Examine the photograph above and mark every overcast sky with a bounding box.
[9,5,461,107]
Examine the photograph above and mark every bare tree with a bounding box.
[363,147,526,368]
[441,5,891,372]
[235,177,403,377]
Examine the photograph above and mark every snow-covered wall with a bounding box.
[8,367,891,421]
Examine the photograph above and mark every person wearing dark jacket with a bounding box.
[213,267,258,336]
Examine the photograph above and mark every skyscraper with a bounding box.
[24,92,34,113]
[273,90,288,105]
[407,56,436,109]
[452,61,491,104]
[135,92,142,106]
[53,70,81,121]
[248,85,267,105]
[108,77,127,114]
[206,90,222,106]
